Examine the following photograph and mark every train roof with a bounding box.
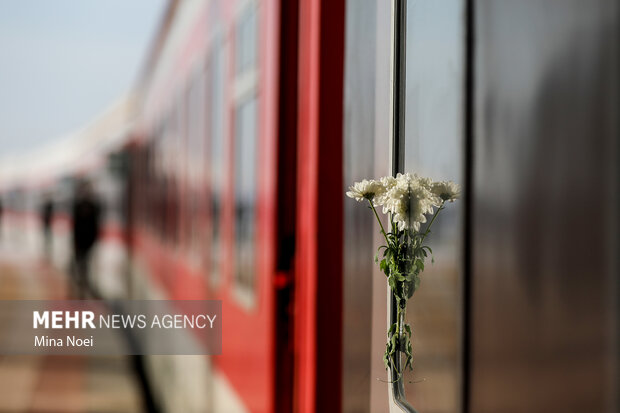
[0,95,136,192]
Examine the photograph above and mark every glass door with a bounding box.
[341,1,467,411]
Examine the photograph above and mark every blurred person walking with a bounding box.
[71,181,101,299]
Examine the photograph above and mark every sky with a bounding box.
[0,0,166,157]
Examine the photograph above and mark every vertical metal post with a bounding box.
[388,0,417,412]
[390,0,406,177]
[462,1,474,412]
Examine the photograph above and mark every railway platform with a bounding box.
[0,247,144,413]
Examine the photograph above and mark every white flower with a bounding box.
[345,173,460,232]
[415,175,434,191]
[372,176,396,206]
[382,173,436,231]
[431,180,460,202]
[379,175,397,190]
[346,179,385,203]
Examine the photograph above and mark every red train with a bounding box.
[126,1,307,411]
[1,0,618,412]
[126,0,342,411]
[2,0,346,411]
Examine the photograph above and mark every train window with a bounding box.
[145,141,153,229]
[233,95,258,297]
[235,4,258,75]
[163,111,177,245]
[187,72,207,265]
[154,125,165,239]
[209,35,227,287]
[232,1,260,302]
[155,124,169,241]
[178,91,189,251]
[401,1,465,411]
[161,111,177,245]
[173,98,185,248]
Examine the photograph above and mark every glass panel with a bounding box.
[402,1,464,411]
[233,96,257,293]
[342,0,383,411]
[209,38,226,285]
[235,5,258,75]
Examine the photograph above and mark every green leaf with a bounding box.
[413,275,421,291]
[388,276,397,290]
[406,281,414,299]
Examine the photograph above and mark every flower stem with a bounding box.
[368,200,389,245]
[397,305,402,347]
[420,201,445,242]
[394,302,406,380]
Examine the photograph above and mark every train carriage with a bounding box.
[127,0,300,411]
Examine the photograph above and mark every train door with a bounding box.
[342,1,466,411]
[390,0,619,412]
[343,0,619,412]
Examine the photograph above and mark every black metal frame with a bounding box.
[388,0,417,411]
[462,1,474,412]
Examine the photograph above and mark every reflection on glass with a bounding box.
[234,96,257,293]
[403,1,464,411]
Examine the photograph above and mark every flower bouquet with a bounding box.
[346,173,459,381]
